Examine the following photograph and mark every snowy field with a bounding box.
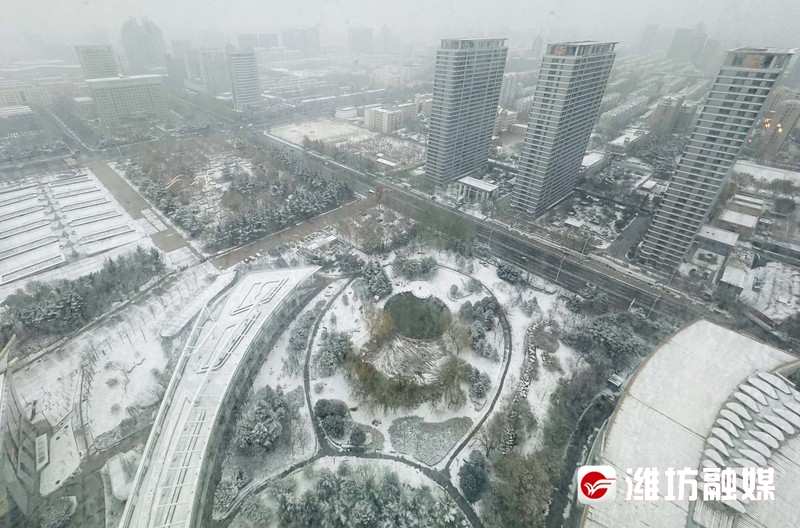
[272,119,377,145]
[272,119,425,170]
[12,263,220,439]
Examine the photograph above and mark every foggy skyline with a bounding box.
[3,0,800,59]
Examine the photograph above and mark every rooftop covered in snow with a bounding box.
[720,209,759,229]
[698,225,740,247]
[581,319,800,528]
[457,176,498,193]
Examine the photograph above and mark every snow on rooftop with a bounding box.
[582,320,800,528]
[376,158,398,167]
[720,265,748,288]
[720,209,759,228]
[732,193,765,207]
[582,151,605,167]
[608,128,647,147]
[85,74,163,83]
[0,105,33,118]
[739,262,800,322]
[457,176,498,192]
[734,161,800,185]
[639,180,657,190]
[698,225,740,247]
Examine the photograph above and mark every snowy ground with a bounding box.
[308,263,512,464]
[12,262,219,438]
[431,250,580,460]
[272,119,425,170]
[272,119,377,145]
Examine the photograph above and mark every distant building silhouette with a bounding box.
[120,17,166,73]
[75,45,120,79]
[281,27,320,57]
[348,27,374,55]
[667,26,707,65]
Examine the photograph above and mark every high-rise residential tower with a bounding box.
[425,38,507,187]
[638,48,793,271]
[76,45,120,79]
[227,49,260,111]
[511,41,616,217]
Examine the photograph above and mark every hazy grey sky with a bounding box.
[2,0,799,55]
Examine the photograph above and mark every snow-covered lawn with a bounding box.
[388,416,473,465]
[11,263,219,441]
[273,119,377,145]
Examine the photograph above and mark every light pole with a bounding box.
[555,255,566,284]
[581,236,591,257]
[647,295,661,318]
[667,268,679,288]
[487,227,496,249]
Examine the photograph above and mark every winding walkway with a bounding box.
[224,267,516,528]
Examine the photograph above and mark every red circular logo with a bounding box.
[580,471,613,499]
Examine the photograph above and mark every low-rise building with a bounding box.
[580,151,608,177]
[597,95,649,132]
[696,225,739,256]
[494,108,517,134]
[604,128,649,159]
[728,193,766,216]
[396,102,417,121]
[0,105,34,119]
[72,96,96,119]
[718,209,759,237]
[334,106,358,120]
[455,176,499,203]
[649,96,684,134]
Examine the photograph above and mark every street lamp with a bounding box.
[581,236,591,258]
[555,255,566,284]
